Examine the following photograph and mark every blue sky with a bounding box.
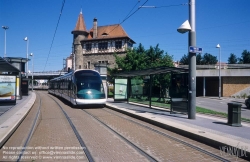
[0,0,249,72]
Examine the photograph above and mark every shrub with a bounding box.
[242,93,247,99]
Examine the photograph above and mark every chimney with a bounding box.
[93,18,97,39]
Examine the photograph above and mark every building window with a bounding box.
[87,61,91,69]
[86,43,92,51]
[127,42,131,48]
[115,41,122,49]
[98,42,108,50]
[98,60,108,64]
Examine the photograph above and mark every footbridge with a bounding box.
[26,71,67,80]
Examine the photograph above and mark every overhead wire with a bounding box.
[43,0,66,72]
[107,0,149,35]
[36,1,248,70]
[139,3,188,8]
[124,0,141,21]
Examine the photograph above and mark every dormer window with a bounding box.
[102,33,108,36]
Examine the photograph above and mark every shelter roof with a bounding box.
[0,57,21,72]
[5,57,29,63]
[114,66,188,77]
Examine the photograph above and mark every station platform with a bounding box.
[0,92,249,159]
[105,99,250,158]
[0,92,36,147]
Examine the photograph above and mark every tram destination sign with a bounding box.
[189,46,202,53]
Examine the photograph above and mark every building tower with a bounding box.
[71,11,88,70]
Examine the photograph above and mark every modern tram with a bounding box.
[48,69,106,107]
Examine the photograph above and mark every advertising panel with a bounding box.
[170,73,188,98]
[0,75,16,103]
[114,79,127,101]
[170,73,188,113]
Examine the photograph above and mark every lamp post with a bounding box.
[24,37,29,78]
[216,44,221,99]
[139,0,197,119]
[2,26,9,58]
[30,53,34,91]
[177,0,196,119]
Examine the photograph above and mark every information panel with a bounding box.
[114,79,127,101]
[0,75,16,103]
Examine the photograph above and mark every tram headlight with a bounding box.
[86,90,92,94]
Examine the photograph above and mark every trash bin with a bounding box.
[227,103,242,127]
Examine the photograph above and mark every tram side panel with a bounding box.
[48,70,106,107]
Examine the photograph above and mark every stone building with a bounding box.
[70,11,135,70]
[63,54,73,72]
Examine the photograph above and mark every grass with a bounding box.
[110,96,250,122]
[197,106,250,122]
[128,99,250,122]
[196,106,227,117]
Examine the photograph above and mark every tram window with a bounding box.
[68,82,71,90]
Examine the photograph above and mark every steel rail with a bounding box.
[17,92,41,162]
[82,109,158,162]
[49,95,94,162]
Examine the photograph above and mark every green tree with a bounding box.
[136,43,145,54]
[145,44,165,67]
[114,48,147,71]
[228,53,238,64]
[201,53,218,65]
[108,45,147,83]
[239,50,250,63]
[109,43,174,100]
[179,54,188,65]
[179,53,217,65]
[196,53,203,65]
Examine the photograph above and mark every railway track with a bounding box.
[82,108,238,162]
[0,91,248,161]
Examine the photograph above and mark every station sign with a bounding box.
[189,46,202,53]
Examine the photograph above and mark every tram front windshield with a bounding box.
[75,71,105,97]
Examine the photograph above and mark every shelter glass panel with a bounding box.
[150,74,171,109]
[114,79,127,101]
[129,78,150,105]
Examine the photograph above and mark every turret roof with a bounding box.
[73,11,87,32]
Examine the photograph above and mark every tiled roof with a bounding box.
[87,24,136,41]
[72,12,135,43]
[89,24,130,39]
[99,25,128,38]
[73,12,87,31]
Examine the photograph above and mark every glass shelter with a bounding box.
[113,66,189,114]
